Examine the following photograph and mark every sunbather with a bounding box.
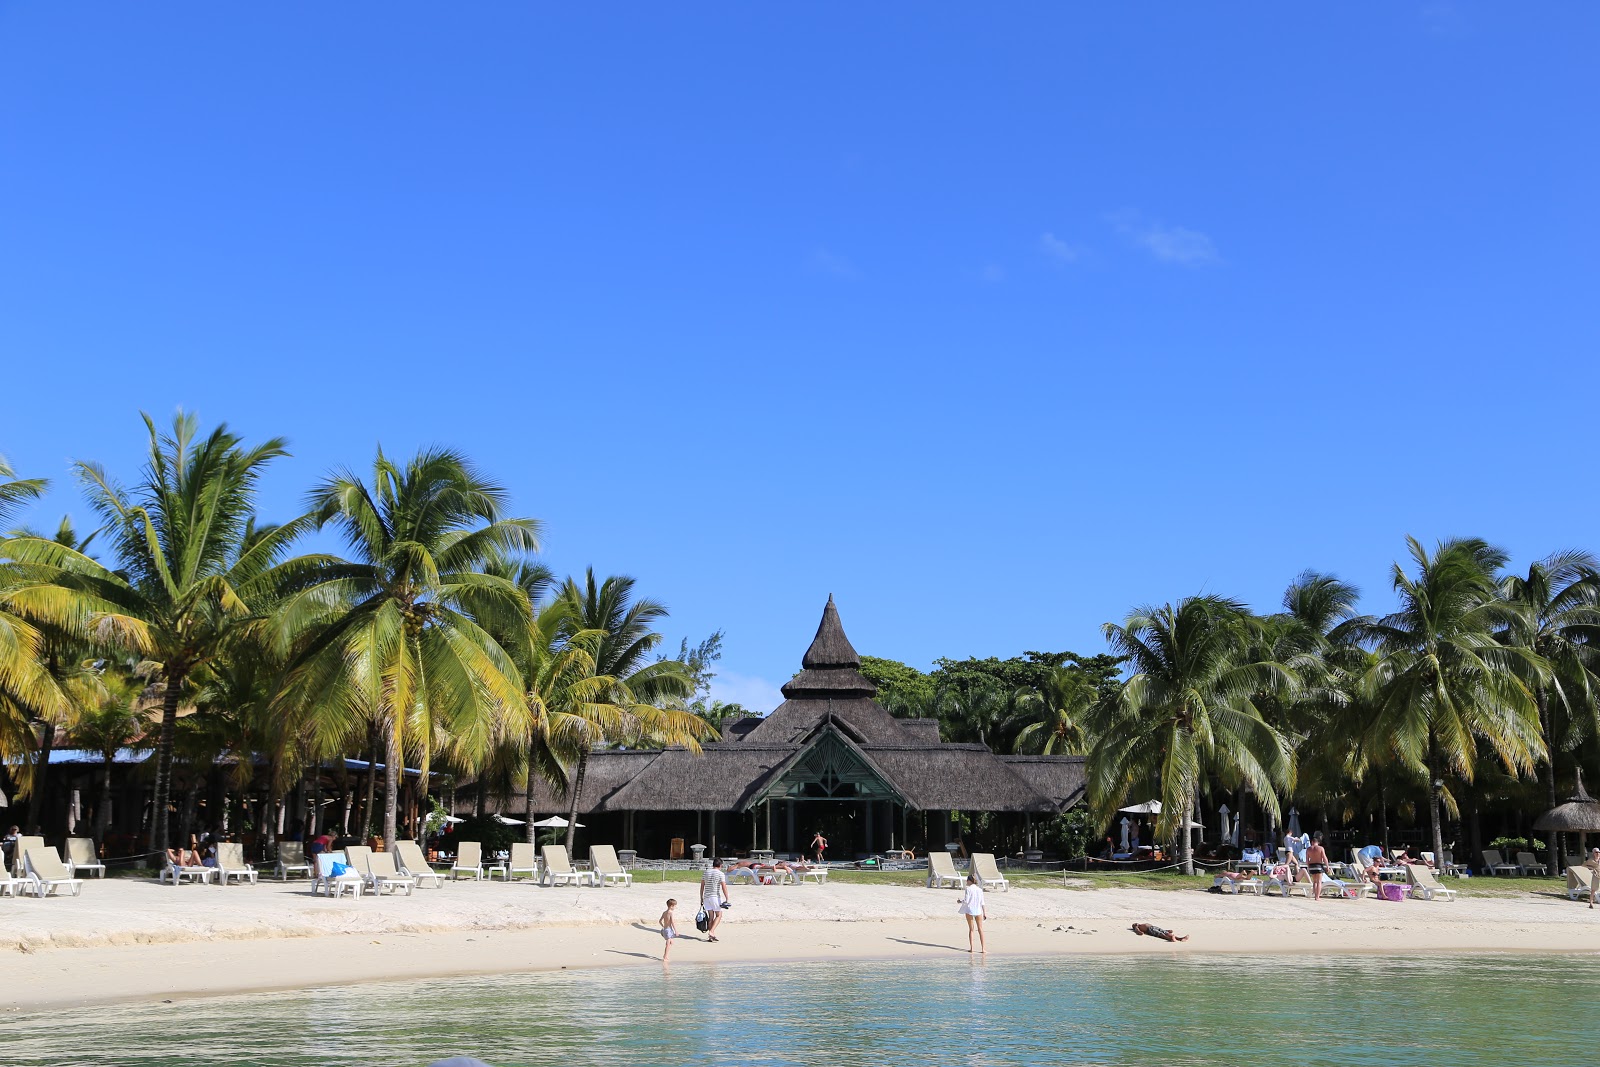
[166,847,204,868]
[1131,922,1188,942]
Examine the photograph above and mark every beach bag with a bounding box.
[1379,882,1406,902]
[695,908,709,932]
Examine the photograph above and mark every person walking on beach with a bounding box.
[659,898,679,960]
[1304,832,1330,900]
[810,831,828,864]
[700,858,730,942]
[959,872,988,954]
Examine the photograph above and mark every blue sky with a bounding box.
[3,6,1597,713]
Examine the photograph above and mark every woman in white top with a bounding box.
[958,872,988,954]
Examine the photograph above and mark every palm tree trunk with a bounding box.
[94,756,114,845]
[382,714,402,851]
[1427,739,1445,865]
[525,755,538,847]
[1538,688,1560,872]
[1377,773,1390,855]
[564,750,588,854]
[28,717,55,835]
[150,676,184,849]
[361,724,379,837]
[1178,795,1194,876]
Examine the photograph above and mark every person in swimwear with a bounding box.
[1131,922,1188,943]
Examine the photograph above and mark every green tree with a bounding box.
[1012,667,1097,755]
[1090,596,1294,874]
[1358,537,1548,864]
[274,447,541,849]
[65,667,152,845]
[7,415,308,848]
[859,655,934,716]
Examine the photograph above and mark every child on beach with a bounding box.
[659,898,678,960]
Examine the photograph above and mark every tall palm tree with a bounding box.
[274,447,541,849]
[1090,596,1295,874]
[1358,537,1548,864]
[1499,550,1600,870]
[5,415,305,848]
[1011,667,1096,755]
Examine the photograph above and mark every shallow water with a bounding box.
[17,952,1597,1066]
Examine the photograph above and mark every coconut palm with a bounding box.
[273,447,541,848]
[1011,667,1096,755]
[1357,537,1548,864]
[1090,596,1295,874]
[1499,550,1600,870]
[4,415,306,848]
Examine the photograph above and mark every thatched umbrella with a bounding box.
[1533,769,1600,866]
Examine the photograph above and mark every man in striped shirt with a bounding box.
[700,857,730,942]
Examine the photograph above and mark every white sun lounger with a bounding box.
[363,851,416,895]
[1515,852,1549,877]
[395,840,446,888]
[1567,865,1596,901]
[589,845,633,887]
[24,847,83,897]
[11,836,43,878]
[1213,874,1262,895]
[1264,867,1309,897]
[539,844,596,887]
[215,842,258,886]
[1406,864,1458,901]
[1480,850,1519,876]
[451,841,484,881]
[927,851,963,889]
[508,842,539,881]
[161,851,217,886]
[275,840,313,880]
[65,838,106,878]
[314,852,363,898]
[971,853,1010,892]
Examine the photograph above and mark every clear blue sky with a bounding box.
[3,7,1597,712]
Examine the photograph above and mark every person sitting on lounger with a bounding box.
[1132,922,1188,942]
[166,846,204,868]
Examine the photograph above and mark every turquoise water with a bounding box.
[15,953,1597,1066]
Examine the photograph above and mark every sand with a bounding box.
[7,874,1598,1012]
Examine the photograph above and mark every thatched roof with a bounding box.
[998,756,1087,810]
[802,595,861,668]
[861,746,1060,813]
[604,744,793,812]
[781,596,877,699]
[898,718,942,743]
[517,749,664,814]
[1534,769,1600,833]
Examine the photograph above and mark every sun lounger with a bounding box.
[363,851,416,895]
[1264,867,1309,897]
[451,841,484,881]
[161,851,218,885]
[0,863,21,897]
[727,865,759,883]
[1480,850,1519,876]
[24,847,83,897]
[1565,854,1586,874]
[275,840,313,880]
[927,851,963,889]
[65,838,106,878]
[1439,849,1468,876]
[508,842,539,881]
[314,852,363,898]
[11,836,43,878]
[1213,874,1262,895]
[797,862,828,885]
[215,842,258,885]
[539,844,596,887]
[1515,851,1549,877]
[1567,865,1595,901]
[343,844,374,879]
[971,853,1010,892]
[590,845,633,887]
[394,840,445,888]
[1406,863,1458,901]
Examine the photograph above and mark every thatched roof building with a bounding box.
[514,596,1085,858]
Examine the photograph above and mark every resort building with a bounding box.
[513,597,1087,858]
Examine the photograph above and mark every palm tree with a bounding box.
[1499,550,1600,870]
[68,669,152,845]
[4,416,304,848]
[1090,596,1295,874]
[1358,537,1548,864]
[1011,667,1096,755]
[274,447,541,849]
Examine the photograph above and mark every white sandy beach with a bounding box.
[5,876,1598,1012]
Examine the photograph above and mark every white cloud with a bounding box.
[1110,211,1220,266]
[1039,231,1084,263]
[808,247,861,280]
[706,671,784,716]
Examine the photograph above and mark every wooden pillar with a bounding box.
[786,799,796,854]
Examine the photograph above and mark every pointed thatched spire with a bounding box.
[1533,768,1600,833]
[801,594,861,669]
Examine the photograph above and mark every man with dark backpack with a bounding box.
[699,857,730,942]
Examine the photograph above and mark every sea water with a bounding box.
[14,952,1596,1066]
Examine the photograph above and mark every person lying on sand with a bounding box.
[1131,923,1188,943]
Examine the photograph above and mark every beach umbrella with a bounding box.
[1118,800,1162,815]
[529,815,585,829]
[440,815,464,824]
[1218,804,1232,843]
[1534,769,1600,858]
[492,814,525,826]
[1287,807,1300,836]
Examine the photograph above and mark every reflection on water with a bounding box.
[15,953,1599,1067]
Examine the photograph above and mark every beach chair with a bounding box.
[539,844,595,887]
[971,853,1010,892]
[727,865,759,884]
[344,844,374,880]
[1516,852,1549,877]
[160,849,218,886]
[275,840,313,880]
[1480,850,1519,876]
[1264,866,1308,897]
[1565,854,1586,874]
[1566,865,1595,901]
[451,841,484,881]
[314,852,363,898]
[23,847,83,897]
[508,842,539,881]
[590,845,633,887]
[65,838,106,878]
[1213,874,1262,895]
[1440,849,1468,877]
[11,836,43,878]
[395,840,446,888]
[797,862,828,885]
[215,842,258,885]
[1406,863,1458,901]
[363,851,416,896]
[927,851,963,889]
[0,862,22,897]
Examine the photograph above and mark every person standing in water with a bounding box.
[959,872,988,954]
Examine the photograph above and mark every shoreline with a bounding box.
[8,880,1599,1012]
